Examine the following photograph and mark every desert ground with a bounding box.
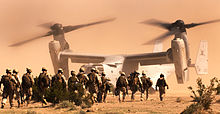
[0,91,220,114]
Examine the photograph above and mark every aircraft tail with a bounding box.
[193,40,208,75]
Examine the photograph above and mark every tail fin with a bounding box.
[195,40,208,74]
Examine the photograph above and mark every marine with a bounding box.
[0,69,17,108]
[87,68,100,103]
[129,71,142,101]
[38,67,51,105]
[155,74,169,101]
[68,70,79,92]
[51,68,67,104]
[97,72,110,103]
[21,68,34,106]
[76,67,88,88]
[12,69,22,107]
[68,70,86,105]
[140,71,153,101]
[115,72,128,102]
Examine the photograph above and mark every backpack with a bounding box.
[22,74,32,88]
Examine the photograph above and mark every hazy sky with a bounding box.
[0,0,220,91]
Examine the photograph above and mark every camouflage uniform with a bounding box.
[21,68,34,106]
[140,72,153,100]
[0,69,17,108]
[38,67,50,105]
[68,71,79,92]
[12,69,22,107]
[129,71,142,101]
[115,72,128,102]
[76,68,88,88]
[68,70,85,105]
[51,69,67,104]
[87,68,100,103]
[97,72,110,103]
[156,74,168,101]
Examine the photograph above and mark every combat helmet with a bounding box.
[13,69,19,74]
[142,71,146,76]
[160,74,164,78]
[42,67,47,71]
[120,72,125,76]
[91,68,96,72]
[71,70,76,76]
[58,68,63,74]
[6,68,12,74]
[79,67,85,72]
[101,72,106,76]
[26,68,32,73]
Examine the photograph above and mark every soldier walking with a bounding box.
[156,74,169,101]
[0,69,17,108]
[130,71,142,101]
[12,69,22,107]
[76,67,88,89]
[38,67,50,106]
[140,71,153,101]
[21,68,34,106]
[115,72,128,102]
[68,70,80,103]
[87,68,100,103]
[97,72,110,103]
[51,68,67,104]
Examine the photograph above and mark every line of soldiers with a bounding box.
[115,71,169,102]
[0,68,34,108]
[0,67,168,109]
[0,67,112,108]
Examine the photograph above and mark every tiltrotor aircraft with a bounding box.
[10,18,219,85]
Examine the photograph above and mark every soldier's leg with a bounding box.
[122,87,126,102]
[26,88,32,105]
[20,88,24,106]
[103,91,107,103]
[118,88,121,102]
[15,88,21,107]
[159,87,164,101]
[146,88,149,100]
[140,87,145,101]
[131,86,137,101]
[97,90,102,103]
[1,91,8,108]
[9,91,14,108]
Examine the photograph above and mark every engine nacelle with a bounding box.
[171,38,189,84]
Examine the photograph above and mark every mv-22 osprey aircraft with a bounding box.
[10,18,219,84]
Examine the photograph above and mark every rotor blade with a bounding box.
[142,31,176,45]
[9,31,52,47]
[140,19,171,30]
[38,22,54,29]
[185,19,220,29]
[63,18,116,33]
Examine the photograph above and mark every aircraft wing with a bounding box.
[124,52,172,66]
[60,51,106,63]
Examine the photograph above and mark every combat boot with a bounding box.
[1,104,4,109]
[17,100,20,108]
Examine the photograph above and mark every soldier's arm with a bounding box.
[155,80,159,90]
[0,77,2,89]
[164,80,169,89]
